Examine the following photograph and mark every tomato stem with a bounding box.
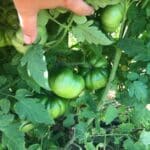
[48,14,73,49]
[98,48,122,108]
[98,0,129,111]
[48,15,68,29]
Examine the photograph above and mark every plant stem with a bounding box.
[48,15,67,29]
[98,48,122,110]
[49,14,73,49]
[98,0,129,111]
[64,130,75,150]
[141,0,149,9]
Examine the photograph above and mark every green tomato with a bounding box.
[11,26,48,54]
[101,4,124,32]
[85,69,108,90]
[19,122,34,133]
[40,96,49,106]
[11,38,30,54]
[49,68,85,99]
[11,29,31,54]
[89,55,108,68]
[47,97,66,119]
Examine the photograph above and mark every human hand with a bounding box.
[13,0,94,44]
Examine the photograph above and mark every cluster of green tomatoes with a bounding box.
[0,1,125,132]
[20,54,109,133]
[38,1,125,122]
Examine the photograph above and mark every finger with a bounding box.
[18,12,38,44]
[37,0,63,9]
[64,0,94,16]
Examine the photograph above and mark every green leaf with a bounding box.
[128,81,148,101]
[123,138,135,150]
[127,72,139,81]
[0,114,14,127]
[86,0,121,9]
[123,138,145,150]
[18,65,41,93]
[139,130,150,146]
[21,45,50,90]
[131,104,150,126]
[85,142,95,150]
[146,63,150,75]
[1,123,25,150]
[71,91,91,107]
[79,108,96,119]
[14,89,54,125]
[63,114,75,127]
[75,122,88,143]
[117,38,149,61]
[127,5,147,36]
[73,15,87,24]
[0,99,10,114]
[104,105,118,124]
[28,144,41,150]
[71,21,113,45]
[146,4,150,17]
[0,76,7,87]
[117,123,134,133]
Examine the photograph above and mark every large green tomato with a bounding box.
[101,4,124,32]
[85,69,108,90]
[49,68,85,99]
[47,97,66,119]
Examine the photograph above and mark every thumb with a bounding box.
[18,12,37,44]
[64,0,94,16]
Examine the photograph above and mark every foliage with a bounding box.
[0,0,150,149]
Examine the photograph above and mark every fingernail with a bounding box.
[91,9,95,15]
[84,6,94,16]
[24,35,32,44]
[88,7,94,15]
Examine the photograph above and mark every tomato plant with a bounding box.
[0,0,150,150]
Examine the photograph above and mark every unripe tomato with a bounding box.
[85,69,108,90]
[19,121,34,133]
[121,65,128,72]
[89,55,108,68]
[11,26,48,54]
[101,4,124,32]
[49,68,85,99]
[11,29,31,54]
[47,97,66,119]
